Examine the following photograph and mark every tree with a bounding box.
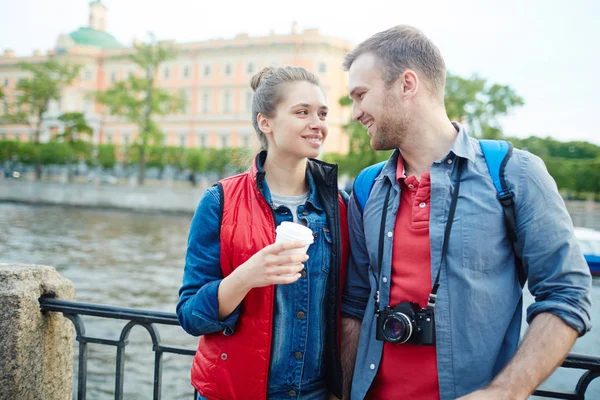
[53,112,93,182]
[95,35,184,185]
[1,60,81,179]
[445,73,524,139]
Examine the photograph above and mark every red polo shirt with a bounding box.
[366,155,440,400]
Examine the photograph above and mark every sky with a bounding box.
[0,0,599,144]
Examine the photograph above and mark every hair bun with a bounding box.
[250,67,275,92]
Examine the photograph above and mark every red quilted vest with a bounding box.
[190,155,349,400]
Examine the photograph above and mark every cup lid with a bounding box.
[276,221,314,243]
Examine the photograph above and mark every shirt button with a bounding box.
[447,158,453,164]
[408,184,414,189]
[370,364,375,370]
[302,210,309,216]
[382,277,388,283]
[387,231,393,238]
[313,231,319,239]
[220,353,228,360]
[419,202,426,208]
[300,270,307,278]
[294,351,303,360]
[288,390,297,397]
[297,311,305,319]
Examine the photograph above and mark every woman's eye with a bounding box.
[359,92,366,100]
[297,110,308,115]
[319,112,328,118]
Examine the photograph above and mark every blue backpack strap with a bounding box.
[479,139,517,243]
[353,161,386,213]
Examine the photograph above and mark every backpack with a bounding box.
[352,140,518,244]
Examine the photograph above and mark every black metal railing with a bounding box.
[40,297,600,400]
[39,296,197,400]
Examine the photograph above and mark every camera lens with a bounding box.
[382,313,413,343]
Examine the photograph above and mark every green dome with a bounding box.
[69,27,123,49]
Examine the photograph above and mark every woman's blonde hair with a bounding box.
[250,66,321,150]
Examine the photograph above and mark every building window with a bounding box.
[197,134,207,148]
[3,78,8,87]
[223,91,231,113]
[242,135,251,148]
[105,133,113,144]
[183,66,190,79]
[128,70,135,79]
[246,91,252,112]
[84,70,93,81]
[164,67,170,79]
[202,92,210,113]
[224,64,232,76]
[123,133,130,147]
[220,134,229,149]
[204,65,211,77]
[318,62,327,73]
[83,99,92,113]
[179,134,187,147]
[3,100,9,114]
[247,63,254,74]
[110,72,117,83]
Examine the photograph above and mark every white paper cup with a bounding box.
[275,222,314,276]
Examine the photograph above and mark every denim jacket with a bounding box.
[342,124,592,399]
[178,164,348,398]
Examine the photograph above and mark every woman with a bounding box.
[177,66,349,400]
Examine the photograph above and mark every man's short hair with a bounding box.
[343,25,446,94]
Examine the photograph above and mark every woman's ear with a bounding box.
[257,113,273,135]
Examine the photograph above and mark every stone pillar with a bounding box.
[0,264,75,400]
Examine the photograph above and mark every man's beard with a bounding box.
[371,93,411,151]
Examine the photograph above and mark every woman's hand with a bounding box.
[233,241,309,290]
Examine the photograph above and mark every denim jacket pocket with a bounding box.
[461,213,504,273]
[321,228,333,273]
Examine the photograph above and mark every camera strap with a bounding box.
[427,157,465,310]
[374,157,465,314]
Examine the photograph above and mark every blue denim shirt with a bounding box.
[177,169,341,399]
[342,124,592,399]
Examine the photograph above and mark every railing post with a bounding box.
[0,263,75,400]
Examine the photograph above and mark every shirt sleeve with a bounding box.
[514,153,592,336]
[341,192,372,320]
[176,185,241,336]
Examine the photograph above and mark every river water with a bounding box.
[0,202,598,399]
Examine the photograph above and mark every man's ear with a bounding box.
[257,113,273,135]
[400,69,419,99]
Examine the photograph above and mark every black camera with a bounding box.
[376,302,435,346]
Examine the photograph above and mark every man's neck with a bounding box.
[400,117,458,179]
[263,152,308,196]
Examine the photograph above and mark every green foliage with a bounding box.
[445,73,524,139]
[97,144,117,170]
[185,149,207,173]
[0,140,21,163]
[39,142,71,165]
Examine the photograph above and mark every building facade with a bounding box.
[0,1,353,154]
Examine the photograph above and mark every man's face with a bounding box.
[348,53,411,151]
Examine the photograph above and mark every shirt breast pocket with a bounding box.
[461,213,506,273]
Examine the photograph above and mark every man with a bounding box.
[340,25,592,400]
